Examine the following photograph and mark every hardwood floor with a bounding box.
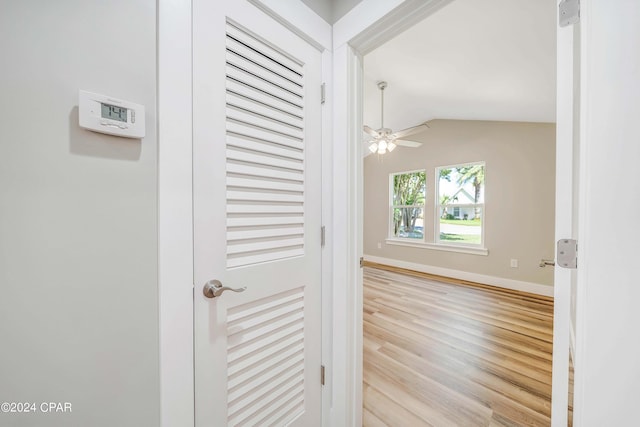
[363,264,555,426]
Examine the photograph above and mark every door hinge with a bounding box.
[360,257,364,268]
[559,0,579,27]
[320,83,326,105]
[321,226,326,247]
[321,365,325,386]
[557,239,578,269]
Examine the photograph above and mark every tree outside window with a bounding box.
[437,163,485,246]
[390,171,426,239]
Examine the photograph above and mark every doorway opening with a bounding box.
[357,0,567,424]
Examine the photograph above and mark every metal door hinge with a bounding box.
[321,226,326,247]
[559,0,579,27]
[321,365,325,386]
[557,239,578,269]
[360,257,364,268]
[320,83,326,105]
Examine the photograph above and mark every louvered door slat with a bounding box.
[227,79,303,117]
[225,36,303,84]
[227,190,304,203]
[226,214,304,226]
[226,23,303,78]
[227,92,303,130]
[228,370,304,426]
[226,162,303,182]
[226,248,305,268]
[226,149,303,172]
[226,134,303,160]
[226,53,304,98]
[226,121,303,151]
[227,176,304,192]
[241,381,305,427]
[259,392,306,427]
[226,102,304,140]
[227,352,304,407]
[227,66,303,107]
[228,340,303,386]
[227,238,304,256]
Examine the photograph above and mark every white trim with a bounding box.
[333,2,458,424]
[364,255,554,297]
[248,0,332,51]
[573,1,591,424]
[435,162,486,248]
[320,49,334,427]
[333,0,453,52]
[550,4,576,425]
[569,320,576,363]
[389,169,426,240]
[158,0,194,425]
[331,43,362,427]
[385,238,489,256]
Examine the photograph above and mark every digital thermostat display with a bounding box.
[79,90,145,139]
[101,103,128,123]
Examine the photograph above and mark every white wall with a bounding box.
[575,1,640,424]
[0,1,159,426]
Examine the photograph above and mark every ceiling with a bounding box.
[300,0,363,24]
[363,0,557,134]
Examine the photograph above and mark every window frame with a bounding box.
[435,162,486,248]
[388,169,426,241]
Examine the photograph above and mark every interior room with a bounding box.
[362,0,557,291]
[360,0,560,424]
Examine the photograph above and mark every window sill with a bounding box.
[385,238,489,256]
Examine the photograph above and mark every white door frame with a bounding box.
[331,1,458,425]
[158,0,194,425]
[333,0,587,426]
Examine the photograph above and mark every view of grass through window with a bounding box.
[391,171,425,239]
[437,163,484,245]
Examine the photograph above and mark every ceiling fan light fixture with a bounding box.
[363,81,426,156]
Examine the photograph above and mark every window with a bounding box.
[436,163,485,246]
[390,170,426,239]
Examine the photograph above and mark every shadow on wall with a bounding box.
[69,106,141,161]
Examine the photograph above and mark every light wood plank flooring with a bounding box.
[363,264,555,426]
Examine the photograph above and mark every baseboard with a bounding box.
[363,255,554,297]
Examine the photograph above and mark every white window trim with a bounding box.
[389,170,426,241]
[385,237,489,256]
[435,162,486,248]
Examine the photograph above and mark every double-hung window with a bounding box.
[389,170,426,240]
[436,163,485,246]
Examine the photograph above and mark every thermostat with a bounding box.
[79,90,145,139]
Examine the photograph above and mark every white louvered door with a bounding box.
[193,1,323,426]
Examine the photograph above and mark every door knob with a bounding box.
[203,279,247,299]
[539,259,556,267]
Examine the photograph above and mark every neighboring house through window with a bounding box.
[436,162,485,246]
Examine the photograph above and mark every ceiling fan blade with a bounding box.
[363,125,380,137]
[395,139,423,148]
[390,123,429,139]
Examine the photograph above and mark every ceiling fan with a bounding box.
[364,81,429,154]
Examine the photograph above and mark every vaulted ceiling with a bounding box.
[363,0,557,134]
